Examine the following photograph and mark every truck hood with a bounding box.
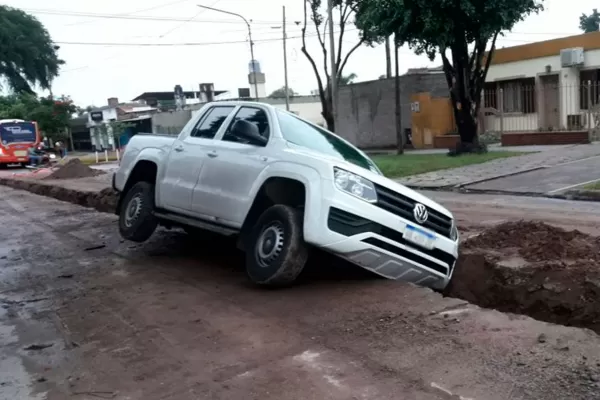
[284,143,453,219]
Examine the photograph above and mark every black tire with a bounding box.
[245,204,308,287]
[118,181,158,242]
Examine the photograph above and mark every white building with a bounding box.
[483,31,600,133]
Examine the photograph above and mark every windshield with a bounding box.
[276,109,380,174]
[0,122,37,145]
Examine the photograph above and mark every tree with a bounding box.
[0,6,63,93]
[268,86,297,99]
[301,0,365,132]
[338,73,357,85]
[0,93,76,141]
[354,0,543,153]
[580,9,600,33]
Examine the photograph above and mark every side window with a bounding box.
[190,106,235,139]
[223,107,270,144]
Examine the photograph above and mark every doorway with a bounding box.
[540,74,560,130]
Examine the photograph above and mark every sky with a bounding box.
[5,0,598,107]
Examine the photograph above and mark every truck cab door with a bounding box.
[191,106,273,225]
[160,105,236,214]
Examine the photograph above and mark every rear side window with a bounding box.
[222,106,270,144]
[191,106,235,139]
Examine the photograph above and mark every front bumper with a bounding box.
[306,184,458,290]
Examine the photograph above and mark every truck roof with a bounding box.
[208,100,279,109]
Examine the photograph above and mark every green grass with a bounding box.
[372,151,529,178]
[583,181,600,191]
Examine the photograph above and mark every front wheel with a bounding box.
[118,181,158,242]
[245,205,308,287]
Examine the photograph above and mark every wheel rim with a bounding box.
[124,194,143,228]
[255,222,285,268]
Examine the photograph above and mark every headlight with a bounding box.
[333,167,377,203]
[450,220,459,241]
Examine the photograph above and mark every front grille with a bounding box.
[362,238,448,275]
[328,207,455,275]
[374,184,452,238]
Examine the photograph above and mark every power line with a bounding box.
[55,28,360,47]
[24,8,283,25]
[63,0,194,27]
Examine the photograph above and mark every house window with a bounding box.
[484,78,535,113]
[580,69,600,110]
[500,78,536,113]
[483,83,497,110]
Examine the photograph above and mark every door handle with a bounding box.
[207,151,218,158]
[174,146,184,152]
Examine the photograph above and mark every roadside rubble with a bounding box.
[42,158,105,180]
[448,221,600,334]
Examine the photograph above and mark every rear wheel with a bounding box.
[118,181,158,242]
[245,204,308,287]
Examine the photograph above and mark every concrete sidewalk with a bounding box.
[465,156,600,195]
[396,143,600,188]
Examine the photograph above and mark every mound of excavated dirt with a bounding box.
[448,221,600,334]
[43,158,105,180]
[463,220,600,262]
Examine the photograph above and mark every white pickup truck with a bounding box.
[113,101,459,288]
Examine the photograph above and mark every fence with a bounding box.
[481,81,600,134]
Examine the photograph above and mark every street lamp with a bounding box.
[197,4,259,101]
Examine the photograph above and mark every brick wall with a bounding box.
[336,73,449,149]
[501,131,590,146]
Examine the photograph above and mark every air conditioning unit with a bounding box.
[560,47,584,67]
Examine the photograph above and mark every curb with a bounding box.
[398,166,549,192]
[0,178,118,213]
[458,187,600,203]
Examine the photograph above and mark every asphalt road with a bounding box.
[465,155,600,194]
[2,188,600,400]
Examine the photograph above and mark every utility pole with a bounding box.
[197,4,258,101]
[385,36,392,78]
[283,6,290,111]
[394,33,403,155]
[327,0,337,130]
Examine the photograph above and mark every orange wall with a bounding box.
[410,93,456,148]
[490,31,600,65]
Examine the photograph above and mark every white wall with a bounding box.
[484,113,538,132]
[261,96,326,126]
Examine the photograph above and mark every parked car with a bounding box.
[112,102,459,288]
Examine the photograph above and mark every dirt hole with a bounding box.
[446,221,600,334]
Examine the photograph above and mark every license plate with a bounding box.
[18,158,25,161]
[403,224,435,249]
[14,151,27,157]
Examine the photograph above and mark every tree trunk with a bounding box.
[321,96,335,132]
[394,35,403,155]
[385,37,392,79]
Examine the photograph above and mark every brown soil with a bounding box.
[42,158,105,180]
[463,220,600,262]
[0,177,117,213]
[448,221,600,333]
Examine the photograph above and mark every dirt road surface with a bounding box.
[2,187,600,400]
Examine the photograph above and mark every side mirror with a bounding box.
[230,119,267,146]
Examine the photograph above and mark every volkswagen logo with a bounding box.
[413,203,428,224]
